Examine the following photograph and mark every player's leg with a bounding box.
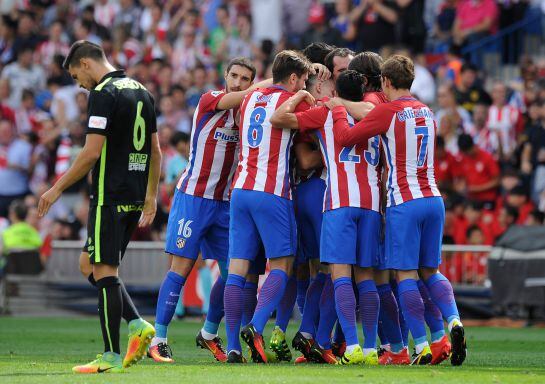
[419,197,466,366]
[241,192,297,363]
[224,189,259,363]
[150,192,209,362]
[386,200,431,365]
[390,278,410,347]
[309,272,338,364]
[271,263,296,362]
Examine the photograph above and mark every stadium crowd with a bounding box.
[0,0,544,269]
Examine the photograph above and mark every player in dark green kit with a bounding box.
[38,40,162,373]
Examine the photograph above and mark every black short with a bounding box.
[83,204,142,266]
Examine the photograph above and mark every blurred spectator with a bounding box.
[251,0,282,44]
[430,0,457,52]
[452,0,498,49]
[0,15,17,66]
[521,105,545,204]
[12,11,40,56]
[330,0,357,49]
[504,185,534,224]
[397,0,427,54]
[435,135,458,191]
[436,45,463,87]
[186,66,215,114]
[113,0,142,38]
[456,133,500,208]
[36,20,70,67]
[410,54,436,105]
[473,102,501,158]
[487,81,523,162]
[0,119,32,217]
[526,209,545,226]
[14,89,49,135]
[165,131,190,194]
[435,84,473,137]
[352,0,398,52]
[301,3,343,49]
[0,44,46,109]
[454,63,491,114]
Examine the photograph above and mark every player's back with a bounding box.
[313,106,381,212]
[363,91,388,106]
[88,72,156,206]
[234,86,302,199]
[177,90,239,201]
[380,97,441,206]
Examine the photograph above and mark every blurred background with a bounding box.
[0,0,544,325]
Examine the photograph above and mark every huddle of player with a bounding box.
[148,43,467,367]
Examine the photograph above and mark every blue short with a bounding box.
[384,197,445,271]
[165,190,229,261]
[320,207,381,267]
[376,239,387,271]
[295,176,325,264]
[229,189,297,261]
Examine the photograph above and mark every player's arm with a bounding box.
[38,134,105,217]
[140,132,162,227]
[338,99,375,121]
[295,141,322,172]
[215,79,274,111]
[325,97,388,147]
[270,90,316,130]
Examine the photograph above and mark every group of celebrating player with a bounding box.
[148,44,467,367]
[40,39,467,373]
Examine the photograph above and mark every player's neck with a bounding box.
[389,89,412,101]
[94,63,118,83]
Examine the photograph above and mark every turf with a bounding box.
[1,318,544,384]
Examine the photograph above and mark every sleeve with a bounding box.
[331,104,391,147]
[199,90,226,113]
[150,93,157,133]
[294,106,329,132]
[86,90,116,136]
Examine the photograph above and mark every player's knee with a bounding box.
[228,258,250,277]
[296,262,310,280]
[373,269,390,284]
[354,267,374,282]
[169,255,195,278]
[397,269,419,282]
[418,267,439,281]
[269,256,294,276]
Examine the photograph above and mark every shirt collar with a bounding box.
[98,70,125,84]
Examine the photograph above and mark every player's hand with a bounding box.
[324,97,344,110]
[311,63,331,81]
[295,90,316,106]
[139,197,157,228]
[38,186,61,217]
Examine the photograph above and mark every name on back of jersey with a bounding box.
[214,128,238,142]
[128,153,148,171]
[396,107,433,122]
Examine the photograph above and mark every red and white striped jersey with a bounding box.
[296,106,381,212]
[233,86,309,199]
[331,96,441,207]
[487,104,520,155]
[177,90,239,201]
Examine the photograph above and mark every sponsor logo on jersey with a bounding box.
[117,204,144,213]
[176,237,186,248]
[128,153,148,171]
[214,128,239,142]
[256,94,273,103]
[89,116,107,129]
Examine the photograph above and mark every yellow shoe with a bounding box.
[363,350,379,365]
[337,345,364,365]
[411,345,432,365]
[123,318,155,368]
[72,352,123,374]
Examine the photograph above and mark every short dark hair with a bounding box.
[381,55,415,90]
[9,200,28,221]
[272,50,313,84]
[170,131,190,147]
[348,52,383,92]
[63,40,106,70]
[301,42,335,65]
[324,47,354,73]
[503,204,519,223]
[466,224,483,239]
[461,62,478,73]
[306,74,320,92]
[336,70,364,102]
[529,209,545,224]
[436,135,445,149]
[226,57,257,81]
[458,133,474,153]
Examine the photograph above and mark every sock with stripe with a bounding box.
[251,269,289,334]
[299,272,327,336]
[425,273,462,330]
[275,274,296,332]
[391,279,409,347]
[155,271,186,339]
[224,274,246,353]
[377,283,403,353]
[397,279,428,350]
[88,274,140,323]
[333,277,359,347]
[202,276,225,339]
[357,280,379,350]
[96,276,122,354]
[315,275,336,349]
[296,278,310,315]
[241,281,258,327]
[417,279,445,342]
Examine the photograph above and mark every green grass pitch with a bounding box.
[1,317,545,384]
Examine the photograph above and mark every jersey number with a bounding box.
[133,101,146,151]
[248,107,266,148]
[415,126,429,167]
[177,218,193,238]
[339,136,380,166]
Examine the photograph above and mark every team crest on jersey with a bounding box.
[176,237,186,248]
